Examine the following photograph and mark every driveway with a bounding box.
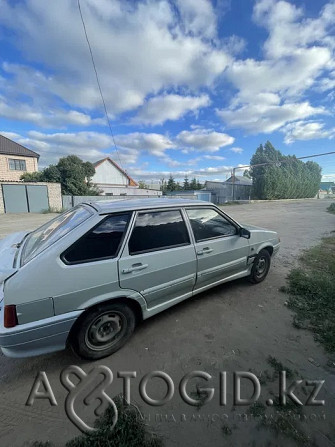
[0,199,334,447]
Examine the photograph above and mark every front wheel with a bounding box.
[70,302,136,360]
[249,249,271,284]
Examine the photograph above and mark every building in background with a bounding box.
[0,134,39,181]
[92,157,161,197]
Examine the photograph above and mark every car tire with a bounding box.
[249,249,271,284]
[70,302,136,360]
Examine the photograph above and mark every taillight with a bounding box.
[4,305,18,328]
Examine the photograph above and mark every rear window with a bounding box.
[21,206,93,265]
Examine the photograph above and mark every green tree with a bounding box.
[183,176,190,190]
[166,174,177,192]
[196,180,203,190]
[190,178,198,190]
[243,169,251,179]
[250,141,322,199]
[138,180,149,189]
[20,172,43,182]
[21,155,100,196]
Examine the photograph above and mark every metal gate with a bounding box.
[2,184,49,213]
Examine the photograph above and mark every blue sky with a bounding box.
[0,0,335,184]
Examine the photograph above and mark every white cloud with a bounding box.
[282,120,335,144]
[217,100,326,134]
[175,0,217,39]
[204,155,226,160]
[132,164,234,182]
[0,0,229,116]
[230,147,243,153]
[0,95,103,127]
[114,132,174,157]
[134,94,211,125]
[176,129,234,152]
[322,173,335,181]
[217,0,335,135]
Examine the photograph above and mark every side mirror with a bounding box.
[240,228,251,239]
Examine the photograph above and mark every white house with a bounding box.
[92,157,161,197]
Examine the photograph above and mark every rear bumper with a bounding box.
[0,307,82,358]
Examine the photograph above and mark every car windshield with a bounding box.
[21,206,93,265]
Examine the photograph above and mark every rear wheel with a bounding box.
[71,302,136,360]
[249,249,271,284]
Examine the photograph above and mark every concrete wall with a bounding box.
[98,185,161,196]
[62,193,162,210]
[0,154,38,181]
[0,182,62,213]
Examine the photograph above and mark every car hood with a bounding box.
[242,224,269,231]
[0,231,28,283]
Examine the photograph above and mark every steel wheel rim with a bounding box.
[255,256,267,278]
[85,311,126,351]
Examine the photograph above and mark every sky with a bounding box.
[0,0,335,184]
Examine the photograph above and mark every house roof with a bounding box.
[0,134,40,159]
[93,157,138,186]
[226,175,252,185]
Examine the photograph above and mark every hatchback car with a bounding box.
[0,199,280,360]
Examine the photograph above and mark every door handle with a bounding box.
[122,263,149,274]
[197,247,213,255]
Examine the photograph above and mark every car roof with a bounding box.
[83,198,211,214]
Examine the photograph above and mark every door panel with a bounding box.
[194,236,249,290]
[185,207,250,291]
[119,246,197,308]
[26,185,49,212]
[118,209,197,309]
[2,184,28,213]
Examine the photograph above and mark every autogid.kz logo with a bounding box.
[26,366,325,433]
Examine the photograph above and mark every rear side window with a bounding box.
[63,213,131,264]
[129,210,190,255]
[186,208,237,241]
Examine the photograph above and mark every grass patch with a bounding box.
[249,398,313,446]
[267,356,296,379]
[34,397,163,447]
[327,202,335,214]
[41,207,65,214]
[66,397,163,447]
[284,236,335,353]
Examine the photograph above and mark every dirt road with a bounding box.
[0,199,334,446]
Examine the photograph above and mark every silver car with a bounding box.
[0,199,280,360]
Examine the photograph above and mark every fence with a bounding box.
[0,182,62,213]
[204,182,251,205]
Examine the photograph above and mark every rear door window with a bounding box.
[128,210,190,255]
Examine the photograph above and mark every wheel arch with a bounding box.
[67,296,144,346]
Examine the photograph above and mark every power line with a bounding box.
[77,0,124,170]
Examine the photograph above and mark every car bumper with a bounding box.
[273,242,280,256]
[0,304,82,358]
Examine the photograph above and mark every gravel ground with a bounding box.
[0,199,334,447]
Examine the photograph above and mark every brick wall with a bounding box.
[0,154,38,181]
[0,182,62,213]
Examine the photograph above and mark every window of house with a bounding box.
[129,210,190,255]
[186,208,237,242]
[63,213,131,264]
[8,158,27,171]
